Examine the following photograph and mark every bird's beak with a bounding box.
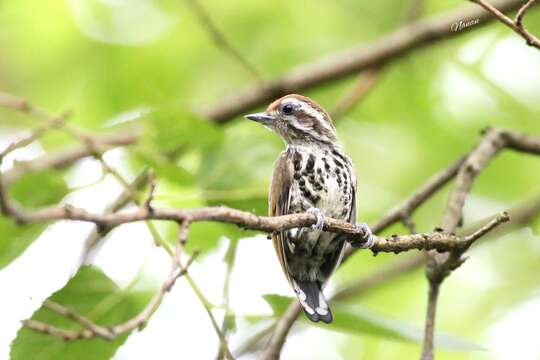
[245,112,274,124]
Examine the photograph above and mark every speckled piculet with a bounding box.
[246,94,374,323]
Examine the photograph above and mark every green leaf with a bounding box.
[197,124,276,214]
[142,107,223,154]
[0,217,48,270]
[10,266,153,360]
[0,169,68,269]
[133,107,223,186]
[135,151,194,186]
[9,169,69,208]
[262,294,484,352]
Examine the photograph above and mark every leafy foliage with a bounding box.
[10,266,153,360]
[0,219,48,271]
[8,169,69,208]
[1,0,540,359]
[0,169,68,270]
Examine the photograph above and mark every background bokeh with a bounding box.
[1,0,540,359]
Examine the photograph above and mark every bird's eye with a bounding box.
[281,103,295,115]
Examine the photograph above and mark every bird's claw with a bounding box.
[306,208,325,231]
[351,222,374,249]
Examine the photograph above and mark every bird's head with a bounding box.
[245,94,337,146]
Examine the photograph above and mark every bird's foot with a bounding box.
[349,222,374,249]
[306,208,325,231]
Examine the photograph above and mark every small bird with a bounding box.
[246,94,373,323]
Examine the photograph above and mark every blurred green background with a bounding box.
[1,0,540,359]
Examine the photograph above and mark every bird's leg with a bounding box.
[306,207,325,231]
[348,222,374,249]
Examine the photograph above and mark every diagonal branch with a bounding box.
[200,0,535,123]
[471,0,540,49]
[2,130,140,185]
[420,127,540,360]
[42,300,117,340]
[184,0,262,82]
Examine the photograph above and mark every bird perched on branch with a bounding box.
[246,94,373,323]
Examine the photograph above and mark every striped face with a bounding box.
[245,94,337,146]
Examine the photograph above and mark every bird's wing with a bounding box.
[269,150,294,286]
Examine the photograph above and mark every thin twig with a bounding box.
[143,169,157,213]
[471,0,540,49]
[42,300,116,340]
[330,66,383,120]
[420,281,440,360]
[216,239,239,360]
[516,0,536,27]
[24,249,198,341]
[185,272,235,360]
[184,0,262,82]
[0,92,90,140]
[260,302,303,360]
[2,130,140,185]
[0,119,63,158]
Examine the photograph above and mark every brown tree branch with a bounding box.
[200,0,534,123]
[420,127,540,360]
[261,302,303,360]
[342,155,467,260]
[471,0,540,49]
[420,280,440,360]
[0,183,509,254]
[261,128,540,359]
[336,189,540,301]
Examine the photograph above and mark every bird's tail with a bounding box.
[292,279,333,323]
